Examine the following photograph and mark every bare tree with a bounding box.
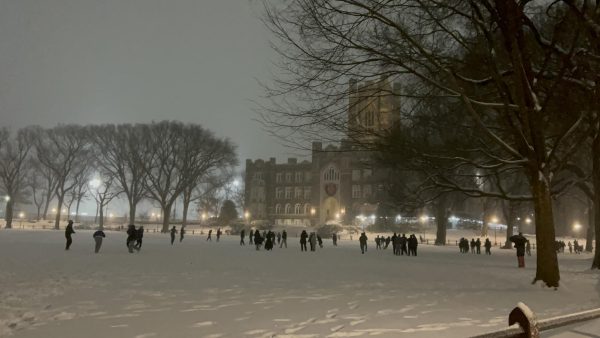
[260,0,600,287]
[90,124,150,224]
[142,121,237,232]
[181,170,233,228]
[89,171,120,230]
[33,125,91,229]
[0,128,33,228]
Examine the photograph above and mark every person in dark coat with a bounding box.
[391,233,398,255]
[134,225,144,251]
[265,233,273,251]
[510,232,528,268]
[359,232,368,254]
[484,238,492,255]
[332,233,338,246]
[249,229,254,244]
[240,229,246,245]
[206,229,212,241]
[216,228,222,242]
[475,238,481,254]
[126,224,137,253]
[408,234,418,256]
[180,226,185,242]
[280,230,288,248]
[470,238,476,253]
[170,226,177,245]
[399,234,408,255]
[384,236,391,249]
[317,234,323,248]
[300,230,308,251]
[277,232,282,245]
[93,229,105,253]
[254,230,262,250]
[65,220,75,250]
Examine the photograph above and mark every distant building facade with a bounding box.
[245,77,401,226]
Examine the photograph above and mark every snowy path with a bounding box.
[0,230,599,337]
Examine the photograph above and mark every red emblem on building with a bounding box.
[325,183,337,196]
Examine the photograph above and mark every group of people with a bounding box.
[458,237,492,255]
[205,228,223,242]
[299,230,324,251]
[249,229,288,251]
[370,233,419,256]
[556,240,583,254]
[126,224,144,253]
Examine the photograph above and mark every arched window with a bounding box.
[304,204,310,215]
[294,204,301,214]
[285,203,291,214]
[275,204,281,214]
[324,166,339,181]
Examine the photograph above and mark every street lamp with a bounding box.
[244,211,250,225]
[19,212,25,227]
[490,216,499,245]
[4,195,10,202]
[573,222,582,239]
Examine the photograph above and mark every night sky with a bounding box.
[0,0,289,163]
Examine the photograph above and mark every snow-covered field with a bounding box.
[1,229,599,338]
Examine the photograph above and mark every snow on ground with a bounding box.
[0,229,599,338]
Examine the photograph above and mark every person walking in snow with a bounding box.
[308,232,316,251]
[400,234,408,255]
[408,234,418,256]
[240,229,246,245]
[265,233,273,251]
[510,232,528,268]
[65,220,75,250]
[359,232,368,254]
[206,229,212,241]
[484,238,492,255]
[568,241,572,253]
[170,226,177,245]
[470,238,476,254]
[254,229,263,250]
[475,238,481,254]
[93,229,105,253]
[180,226,185,242]
[280,229,287,248]
[126,224,137,253]
[216,228,222,242]
[317,234,323,248]
[249,229,254,244]
[332,233,338,246]
[300,230,308,252]
[134,225,144,251]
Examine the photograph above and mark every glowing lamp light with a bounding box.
[18,212,25,218]
[244,211,250,219]
[491,217,499,224]
[310,208,316,216]
[525,218,532,224]
[420,215,429,223]
[4,196,10,202]
[573,222,582,231]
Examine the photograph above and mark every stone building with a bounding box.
[244,77,401,226]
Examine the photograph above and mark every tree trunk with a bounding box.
[591,128,600,268]
[503,200,517,248]
[128,199,137,225]
[54,195,64,229]
[530,175,560,287]
[586,198,594,252]
[182,190,192,228]
[42,194,52,220]
[434,195,448,245]
[161,205,172,233]
[75,197,82,223]
[4,200,14,229]
[98,204,104,230]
